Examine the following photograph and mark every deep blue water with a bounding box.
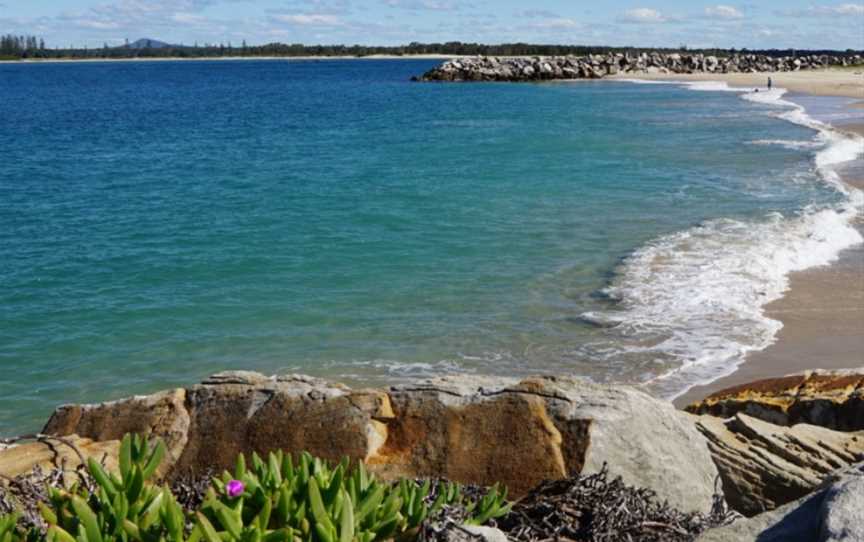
[0,59,855,435]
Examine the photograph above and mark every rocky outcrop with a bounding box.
[695,413,864,516]
[12,373,720,513]
[698,462,864,542]
[686,369,864,431]
[416,53,864,82]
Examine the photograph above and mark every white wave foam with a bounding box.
[595,80,864,398]
[748,139,821,150]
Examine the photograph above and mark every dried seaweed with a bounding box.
[169,469,215,512]
[0,462,95,533]
[497,466,738,542]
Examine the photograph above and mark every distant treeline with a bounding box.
[2,34,863,60]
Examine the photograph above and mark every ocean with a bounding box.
[1,59,861,436]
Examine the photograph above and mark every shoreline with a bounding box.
[0,54,464,64]
[669,78,864,407]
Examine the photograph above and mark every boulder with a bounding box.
[696,413,864,516]
[29,373,719,511]
[820,475,864,541]
[698,462,864,542]
[372,376,720,510]
[686,369,864,431]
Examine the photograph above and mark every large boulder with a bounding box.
[698,462,864,542]
[27,373,719,512]
[696,413,864,516]
[371,375,719,508]
[686,369,864,430]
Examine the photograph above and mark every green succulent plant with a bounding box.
[0,513,23,542]
[40,434,187,542]
[198,450,510,542]
[2,434,512,542]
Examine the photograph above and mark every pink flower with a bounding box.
[226,480,245,498]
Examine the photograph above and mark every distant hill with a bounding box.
[126,38,173,49]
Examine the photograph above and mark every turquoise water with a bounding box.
[1,60,859,436]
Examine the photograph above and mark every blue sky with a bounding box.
[1,1,862,50]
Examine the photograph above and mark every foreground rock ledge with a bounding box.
[12,372,719,513]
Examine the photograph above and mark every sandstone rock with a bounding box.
[371,376,718,510]
[696,413,864,516]
[28,373,719,511]
[43,388,190,477]
[686,369,864,431]
[698,462,864,542]
[0,435,119,479]
[174,373,393,475]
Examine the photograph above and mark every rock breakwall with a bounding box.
[415,52,864,82]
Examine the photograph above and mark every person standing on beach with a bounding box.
[768,76,773,90]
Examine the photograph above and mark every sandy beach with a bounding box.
[674,78,864,407]
[611,68,864,98]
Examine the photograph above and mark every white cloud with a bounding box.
[705,5,743,19]
[75,19,122,29]
[528,17,579,29]
[271,13,344,26]
[779,3,864,16]
[817,3,864,15]
[170,13,209,25]
[619,8,669,23]
[383,0,466,11]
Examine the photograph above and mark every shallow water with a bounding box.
[1,59,860,435]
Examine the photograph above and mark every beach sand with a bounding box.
[611,69,864,99]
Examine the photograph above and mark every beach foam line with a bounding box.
[588,80,864,400]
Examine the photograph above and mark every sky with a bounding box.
[1,1,863,50]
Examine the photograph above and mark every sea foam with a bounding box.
[586,82,864,399]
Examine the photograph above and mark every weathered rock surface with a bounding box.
[820,474,864,542]
[696,413,864,516]
[416,53,864,82]
[0,435,119,478]
[687,369,864,431]
[6,373,719,512]
[698,462,864,542]
[44,388,189,477]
